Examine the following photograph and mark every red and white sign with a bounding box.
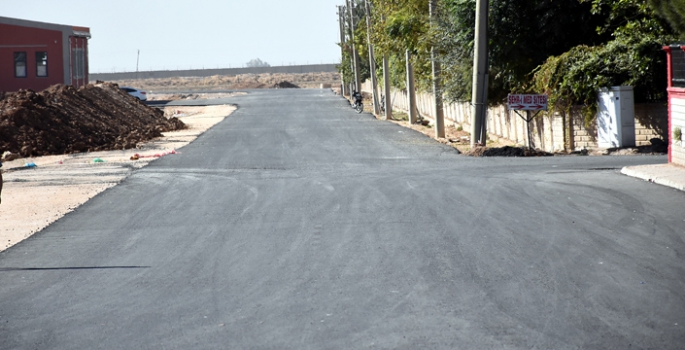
[507,94,548,111]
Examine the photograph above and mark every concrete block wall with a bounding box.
[552,114,566,151]
[634,103,668,146]
[363,82,666,153]
[634,124,661,146]
[571,112,598,150]
[375,84,565,152]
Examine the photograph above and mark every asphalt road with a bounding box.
[1,89,684,349]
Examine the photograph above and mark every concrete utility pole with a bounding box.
[430,0,445,138]
[338,6,348,97]
[136,50,140,79]
[470,0,489,146]
[347,0,361,93]
[383,53,392,120]
[364,0,380,115]
[406,50,418,124]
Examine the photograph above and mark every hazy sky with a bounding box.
[3,0,345,73]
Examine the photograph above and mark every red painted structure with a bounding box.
[663,45,685,164]
[0,16,90,92]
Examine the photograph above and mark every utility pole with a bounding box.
[471,0,489,146]
[430,0,445,138]
[347,0,361,93]
[364,0,380,115]
[136,49,140,79]
[338,6,348,97]
[346,3,355,95]
[383,53,392,120]
[406,50,418,124]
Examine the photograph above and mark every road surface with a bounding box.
[1,89,684,349]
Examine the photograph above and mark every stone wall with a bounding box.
[365,81,668,153]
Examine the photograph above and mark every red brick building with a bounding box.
[0,16,90,92]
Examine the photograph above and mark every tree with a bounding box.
[369,0,433,91]
[345,0,676,121]
[649,0,685,38]
[337,0,371,90]
[246,58,270,68]
[438,0,606,103]
[532,0,676,124]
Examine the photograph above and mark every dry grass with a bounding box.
[112,72,340,92]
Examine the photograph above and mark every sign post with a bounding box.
[507,94,548,149]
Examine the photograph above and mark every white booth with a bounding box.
[597,86,636,148]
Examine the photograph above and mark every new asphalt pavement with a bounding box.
[1,89,684,349]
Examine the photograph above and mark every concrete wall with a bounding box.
[670,95,685,165]
[90,64,338,82]
[364,81,667,153]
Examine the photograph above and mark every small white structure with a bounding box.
[597,86,636,148]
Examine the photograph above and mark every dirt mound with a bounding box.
[112,72,339,92]
[0,83,185,157]
[272,81,300,89]
[465,146,553,157]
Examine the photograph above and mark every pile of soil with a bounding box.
[465,146,553,157]
[0,83,185,158]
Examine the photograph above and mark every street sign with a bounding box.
[507,94,548,111]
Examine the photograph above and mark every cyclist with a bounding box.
[352,91,362,107]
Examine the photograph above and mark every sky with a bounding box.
[3,0,345,73]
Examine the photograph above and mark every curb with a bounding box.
[621,166,685,192]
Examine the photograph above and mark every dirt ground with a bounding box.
[0,103,235,251]
[114,72,339,92]
[147,92,244,101]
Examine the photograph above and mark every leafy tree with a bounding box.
[246,58,270,68]
[532,0,675,124]
[337,0,371,89]
[344,0,675,125]
[351,0,438,93]
[649,0,685,38]
[438,0,605,103]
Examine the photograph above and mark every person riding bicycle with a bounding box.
[352,91,362,106]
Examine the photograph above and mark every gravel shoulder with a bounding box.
[0,104,235,251]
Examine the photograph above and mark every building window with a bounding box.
[36,52,48,77]
[672,47,685,88]
[14,52,27,78]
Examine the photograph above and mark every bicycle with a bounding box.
[352,91,364,113]
[354,101,364,113]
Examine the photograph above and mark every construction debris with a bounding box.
[465,146,554,157]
